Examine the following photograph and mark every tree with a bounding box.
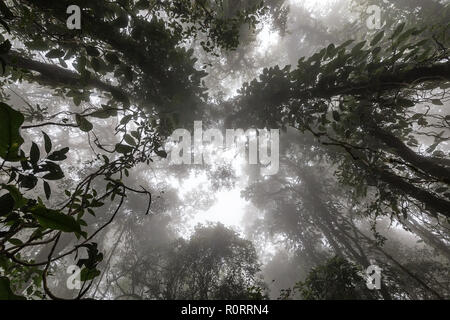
[110,223,267,300]
[1,0,449,301]
[228,20,450,220]
[0,0,265,299]
[288,256,377,300]
[241,125,448,299]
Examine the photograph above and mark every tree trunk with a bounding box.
[402,218,450,262]
[369,124,450,185]
[360,161,450,218]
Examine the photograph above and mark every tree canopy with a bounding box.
[0,0,449,300]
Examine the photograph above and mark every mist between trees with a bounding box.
[0,0,449,300]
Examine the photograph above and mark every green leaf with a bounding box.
[90,200,104,208]
[391,22,405,39]
[42,131,52,153]
[0,39,11,54]
[120,115,133,125]
[80,268,101,281]
[42,170,64,181]
[1,57,6,74]
[59,58,68,68]
[351,41,366,54]
[90,106,117,119]
[105,52,120,65]
[24,39,47,51]
[45,49,65,59]
[130,131,139,139]
[0,277,26,300]
[431,99,443,105]
[31,204,82,234]
[339,39,354,49]
[0,193,14,216]
[111,90,129,106]
[47,147,69,161]
[43,181,51,200]
[135,0,149,10]
[85,45,100,57]
[73,95,82,106]
[91,57,102,73]
[156,150,167,158]
[0,103,25,162]
[410,113,423,120]
[332,111,341,122]
[123,134,136,146]
[371,47,382,57]
[370,31,384,46]
[1,184,27,209]
[30,142,40,165]
[396,28,414,44]
[41,160,65,180]
[8,238,23,246]
[76,114,93,132]
[115,143,133,154]
[18,174,37,190]
[426,142,440,154]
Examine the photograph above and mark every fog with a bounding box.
[0,0,449,300]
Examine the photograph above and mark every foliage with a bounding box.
[230,20,450,222]
[287,256,377,300]
[111,224,267,300]
[0,0,449,301]
[0,0,264,299]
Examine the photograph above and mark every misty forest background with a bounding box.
[0,0,449,300]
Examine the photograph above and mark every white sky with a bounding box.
[171,152,250,236]
[181,0,337,237]
[190,189,249,229]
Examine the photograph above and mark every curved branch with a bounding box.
[1,51,131,103]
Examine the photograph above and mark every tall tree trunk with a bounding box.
[361,161,450,218]
[369,124,450,185]
[402,218,450,262]
[2,51,130,103]
[354,227,443,299]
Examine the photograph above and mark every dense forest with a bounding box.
[0,0,449,300]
